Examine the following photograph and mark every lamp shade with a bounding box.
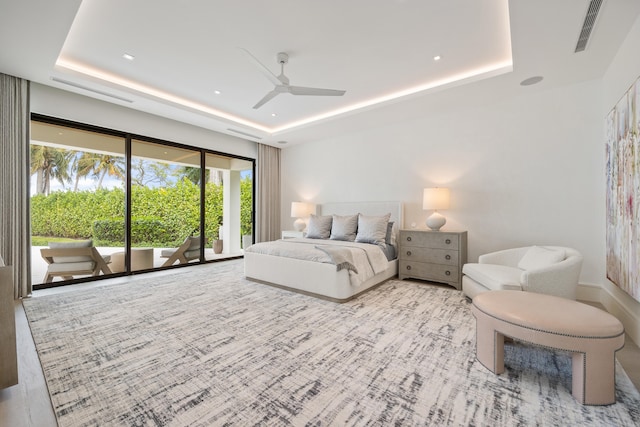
[291,202,314,218]
[423,188,450,211]
[291,202,315,232]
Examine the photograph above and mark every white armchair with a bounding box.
[462,246,583,300]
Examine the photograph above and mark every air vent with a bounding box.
[50,77,134,103]
[226,128,262,140]
[575,0,604,53]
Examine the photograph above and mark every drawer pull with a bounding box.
[445,270,451,276]
[406,265,412,271]
[407,236,412,242]
[445,255,451,260]
[445,239,451,244]
[406,250,412,256]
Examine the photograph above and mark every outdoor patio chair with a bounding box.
[40,240,112,283]
[161,236,203,266]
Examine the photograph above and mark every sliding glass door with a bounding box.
[30,120,125,285]
[130,139,202,269]
[204,153,254,260]
[30,115,255,288]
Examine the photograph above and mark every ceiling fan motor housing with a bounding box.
[277,52,289,65]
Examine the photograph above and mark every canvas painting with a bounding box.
[606,75,640,303]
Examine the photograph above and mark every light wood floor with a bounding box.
[2,275,639,427]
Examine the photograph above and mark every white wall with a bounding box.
[601,15,640,343]
[31,83,257,159]
[282,16,640,345]
[283,79,603,281]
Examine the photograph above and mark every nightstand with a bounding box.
[398,229,467,290]
[281,230,304,239]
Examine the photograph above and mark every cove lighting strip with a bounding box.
[56,57,512,137]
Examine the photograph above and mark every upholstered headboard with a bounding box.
[318,201,404,229]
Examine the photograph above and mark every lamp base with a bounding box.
[293,218,306,231]
[426,211,446,231]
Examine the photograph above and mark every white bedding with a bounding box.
[244,201,404,302]
[245,238,389,287]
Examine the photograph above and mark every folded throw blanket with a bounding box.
[315,245,359,274]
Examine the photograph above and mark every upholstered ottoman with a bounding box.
[471,290,624,405]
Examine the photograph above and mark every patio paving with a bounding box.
[31,246,243,286]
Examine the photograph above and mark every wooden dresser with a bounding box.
[0,263,18,389]
[398,229,467,290]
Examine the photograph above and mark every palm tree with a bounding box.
[30,145,73,195]
[93,155,125,189]
[72,152,98,191]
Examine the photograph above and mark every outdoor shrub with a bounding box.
[131,217,169,246]
[92,218,125,244]
[30,176,252,247]
[92,217,169,246]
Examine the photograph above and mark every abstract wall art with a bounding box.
[606,74,640,303]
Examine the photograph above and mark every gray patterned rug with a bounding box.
[23,260,640,426]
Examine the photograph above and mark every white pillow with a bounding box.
[517,246,565,270]
[330,214,358,241]
[305,214,333,239]
[355,213,391,246]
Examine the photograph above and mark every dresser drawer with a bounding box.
[399,260,460,283]
[399,247,458,266]
[399,230,459,250]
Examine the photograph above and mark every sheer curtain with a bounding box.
[256,144,281,243]
[0,73,32,298]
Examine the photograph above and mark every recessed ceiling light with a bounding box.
[214,90,221,95]
[271,113,277,117]
[520,76,544,86]
[433,55,441,61]
[122,53,135,61]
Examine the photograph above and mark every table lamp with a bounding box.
[291,202,314,231]
[423,188,450,231]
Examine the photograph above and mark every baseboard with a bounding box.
[579,281,640,348]
[576,282,602,302]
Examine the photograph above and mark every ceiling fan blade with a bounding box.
[253,90,280,109]
[288,86,346,96]
[239,48,283,86]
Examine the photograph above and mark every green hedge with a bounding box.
[31,177,252,247]
[31,188,125,239]
[92,217,168,247]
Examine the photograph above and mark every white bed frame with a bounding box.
[244,201,404,302]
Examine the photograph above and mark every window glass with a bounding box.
[30,121,125,285]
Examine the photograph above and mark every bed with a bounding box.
[244,201,403,302]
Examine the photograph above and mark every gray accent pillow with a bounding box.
[385,221,395,244]
[355,213,391,245]
[330,214,358,241]
[305,214,333,239]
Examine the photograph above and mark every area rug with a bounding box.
[23,260,640,426]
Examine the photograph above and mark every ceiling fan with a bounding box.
[241,48,346,109]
